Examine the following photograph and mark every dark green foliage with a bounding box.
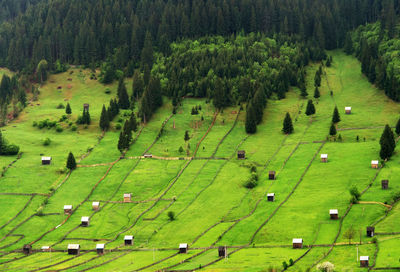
[117,120,133,152]
[108,98,120,121]
[36,60,48,83]
[244,173,258,189]
[396,118,400,135]
[300,84,308,98]
[184,130,190,142]
[66,152,76,170]
[117,78,130,109]
[329,123,337,136]
[77,107,91,125]
[99,105,109,131]
[349,186,361,202]
[65,103,71,115]
[129,113,138,132]
[313,87,320,99]
[326,56,332,67]
[282,113,294,135]
[132,70,144,101]
[99,62,116,84]
[314,70,321,87]
[0,131,19,155]
[305,100,316,116]
[380,124,396,160]
[139,76,163,123]
[245,102,257,134]
[332,106,341,123]
[167,211,175,221]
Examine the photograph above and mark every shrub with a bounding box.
[349,186,361,201]
[167,211,175,221]
[56,125,63,133]
[3,145,19,155]
[43,138,51,146]
[32,121,37,127]
[244,174,258,189]
[250,165,257,173]
[179,146,184,153]
[282,261,288,270]
[105,88,111,94]
[59,115,68,122]
[316,262,334,272]
[289,258,294,266]
[56,103,65,109]
[115,123,122,130]
[71,125,77,131]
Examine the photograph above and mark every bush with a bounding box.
[289,258,294,266]
[167,211,175,221]
[317,262,334,272]
[349,185,361,201]
[244,174,258,189]
[105,88,111,94]
[56,103,65,109]
[179,146,184,153]
[282,261,288,270]
[2,145,19,155]
[59,115,68,122]
[71,125,77,131]
[43,138,51,146]
[32,121,37,127]
[56,125,63,133]
[115,123,122,130]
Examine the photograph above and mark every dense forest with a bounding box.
[348,21,400,101]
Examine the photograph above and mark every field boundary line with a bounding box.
[0,152,23,178]
[80,251,130,272]
[0,195,35,231]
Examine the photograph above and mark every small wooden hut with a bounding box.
[41,157,52,165]
[345,107,352,114]
[68,244,80,255]
[366,226,375,237]
[92,202,100,210]
[321,154,328,163]
[218,246,226,257]
[123,193,132,203]
[267,193,275,202]
[382,180,389,189]
[329,209,338,220]
[41,246,51,252]
[124,235,133,246]
[81,216,89,227]
[269,171,276,180]
[371,160,379,169]
[292,238,303,249]
[179,243,188,253]
[144,153,153,158]
[360,256,369,267]
[96,244,105,255]
[237,150,246,160]
[23,245,32,255]
[64,205,73,214]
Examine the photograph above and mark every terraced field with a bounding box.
[0,51,399,271]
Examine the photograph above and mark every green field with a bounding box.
[0,51,399,271]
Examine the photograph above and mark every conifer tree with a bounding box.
[314,70,321,87]
[305,100,316,116]
[184,130,190,142]
[65,103,71,114]
[99,105,109,131]
[66,152,76,170]
[132,70,144,101]
[396,118,400,135]
[141,31,154,69]
[123,120,132,145]
[282,112,294,134]
[245,102,257,134]
[300,84,308,98]
[332,106,341,123]
[129,112,138,132]
[117,132,126,152]
[117,77,130,109]
[314,87,320,99]
[380,124,396,160]
[329,123,337,136]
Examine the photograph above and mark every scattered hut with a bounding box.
[382,180,389,189]
[329,209,339,220]
[267,193,275,202]
[237,150,246,160]
[366,226,375,237]
[144,154,153,158]
[92,202,100,210]
[41,157,52,165]
[41,246,51,252]
[96,244,105,255]
[292,238,303,249]
[83,103,89,110]
[81,216,89,227]
[57,86,62,90]
[345,107,352,114]
[371,160,379,169]
[67,78,73,81]
[64,205,73,214]
[321,154,328,163]
[68,244,80,255]
[124,235,133,246]
[218,246,226,257]
[23,245,32,255]
[269,171,276,180]
[123,193,132,203]
[360,256,369,267]
[179,243,188,253]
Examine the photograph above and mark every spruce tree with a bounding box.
[329,123,337,136]
[282,112,294,134]
[380,124,396,160]
[117,132,126,152]
[65,103,71,114]
[132,70,144,101]
[123,120,132,145]
[313,87,320,99]
[99,105,109,131]
[396,118,400,135]
[332,106,341,123]
[184,130,190,142]
[314,71,321,87]
[117,78,130,109]
[129,112,138,132]
[245,102,257,134]
[66,152,76,170]
[300,84,308,98]
[305,100,316,116]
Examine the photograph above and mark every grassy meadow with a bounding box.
[0,51,399,271]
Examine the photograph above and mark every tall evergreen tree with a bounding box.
[99,105,110,131]
[314,87,320,99]
[305,100,316,116]
[282,112,294,134]
[132,70,144,101]
[129,112,138,132]
[66,152,76,170]
[380,124,396,160]
[329,123,337,136]
[396,118,400,135]
[117,78,130,109]
[141,31,154,68]
[314,71,321,87]
[65,103,71,115]
[332,106,341,123]
[117,131,126,152]
[245,102,257,134]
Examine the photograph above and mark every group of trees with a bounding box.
[380,124,396,160]
[0,130,19,155]
[0,0,393,73]
[0,74,26,126]
[99,99,121,131]
[76,107,90,125]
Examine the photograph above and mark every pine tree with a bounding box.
[332,106,341,123]
[117,78,130,109]
[396,118,400,135]
[245,102,257,134]
[282,112,294,134]
[117,132,126,152]
[300,84,308,98]
[66,152,76,170]
[314,87,320,99]
[329,123,337,136]
[305,100,316,116]
[99,105,109,131]
[314,71,321,87]
[129,113,138,132]
[380,124,396,160]
[132,70,144,101]
[141,31,154,68]
[123,120,132,146]
[65,103,71,114]
[184,130,190,142]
